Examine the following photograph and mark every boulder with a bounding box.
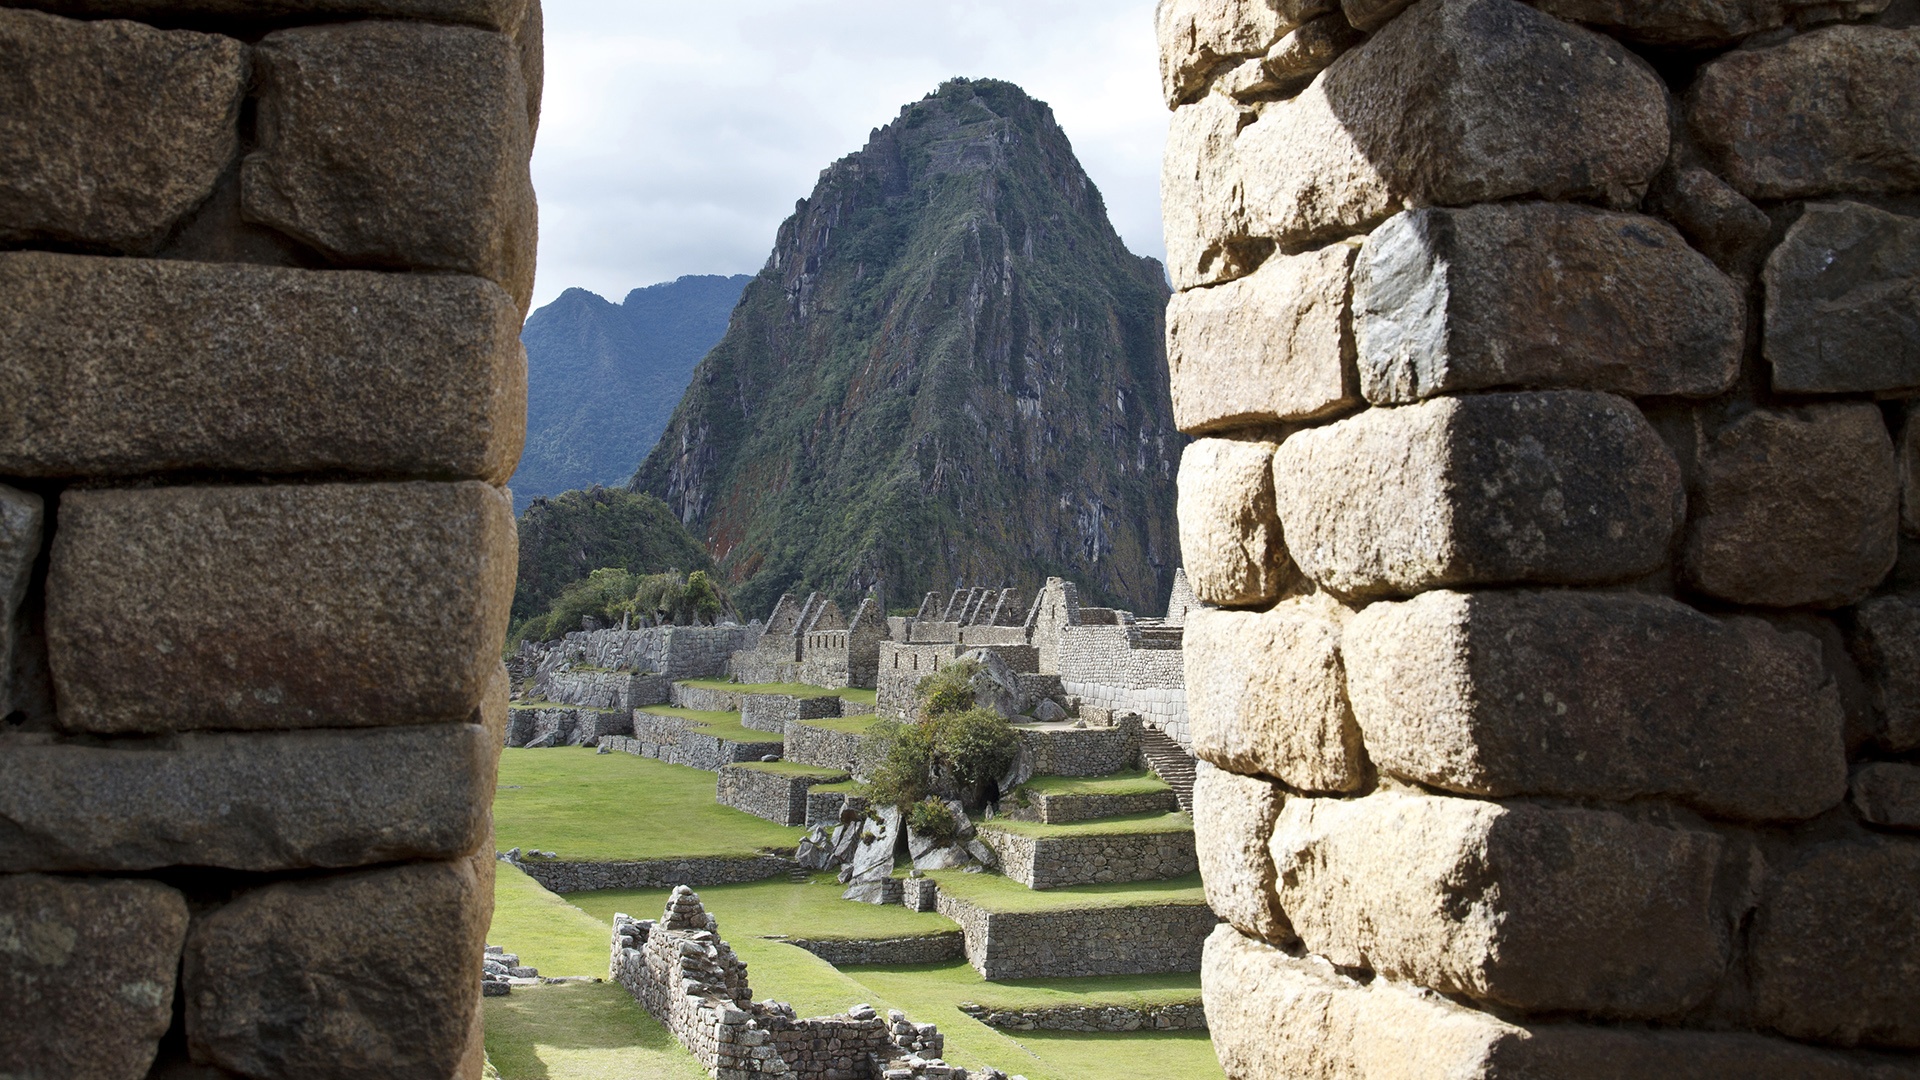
[1355,203,1743,404]
[1345,590,1848,822]
[1176,437,1294,608]
[1688,25,1920,200]
[0,873,189,1080]
[1155,0,1337,106]
[1031,699,1068,724]
[1764,202,1920,395]
[842,805,902,904]
[957,648,1027,719]
[1682,403,1899,609]
[795,824,836,870]
[1274,391,1683,598]
[8,0,530,29]
[1533,0,1892,45]
[0,8,245,250]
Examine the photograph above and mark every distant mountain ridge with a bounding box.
[632,78,1181,616]
[509,274,750,511]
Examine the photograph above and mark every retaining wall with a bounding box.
[716,765,848,826]
[506,705,631,748]
[937,891,1218,980]
[540,668,668,711]
[739,693,841,734]
[602,718,781,772]
[1018,716,1142,777]
[671,683,741,712]
[980,825,1198,889]
[1003,788,1178,825]
[512,854,794,893]
[959,1001,1207,1033]
[782,932,965,966]
[786,721,875,776]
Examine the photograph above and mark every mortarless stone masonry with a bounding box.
[0,3,537,1075]
[1162,0,1920,1073]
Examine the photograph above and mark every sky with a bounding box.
[529,0,1169,311]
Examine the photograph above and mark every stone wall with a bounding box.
[506,704,631,747]
[740,692,842,734]
[936,891,1218,980]
[521,624,754,683]
[1018,715,1143,777]
[612,888,970,1079]
[1160,1,1920,1075]
[787,720,877,776]
[782,932,966,966]
[959,1001,1206,1033]
[510,853,793,893]
[601,719,781,772]
[672,682,741,712]
[1002,788,1178,825]
[978,825,1197,890]
[717,764,849,826]
[539,668,669,711]
[0,3,536,1075]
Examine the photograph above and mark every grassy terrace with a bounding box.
[636,705,780,745]
[929,871,1210,914]
[732,760,850,780]
[794,713,887,734]
[981,812,1194,840]
[679,679,876,705]
[486,982,707,1080]
[494,749,802,860]
[1019,771,1170,797]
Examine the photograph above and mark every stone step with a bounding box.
[1140,728,1197,815]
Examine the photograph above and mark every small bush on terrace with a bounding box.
[907,798,961,848]
[863,663,1019,812]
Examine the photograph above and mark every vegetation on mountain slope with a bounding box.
[511,487,712,625]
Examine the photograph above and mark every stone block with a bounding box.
[1750,837,1920,1048]
[9,0,530,30]
[0,9,245,250]
[1345,589,1847,822]
[48,481,515,735]
[185,857,490,1080]
[1263,13,1363,89]
[0,721,499,872]
[1764,202,1920,396]
[1203,925,1920,1080]
[1166,242,1359,431]
[1688,25,1920,200]
[1532,0,1891,45]
[1852,763,1920,831]
[1647,165,1774,273]
[1355,203,1743,404]
[1855,594,1920,752]
[1683,403,1899,609]
[1192,761,1293,944]
[1269,790,1725,1018]
[1163,0,1667,283]
[1905,405,1919,537]
[1274,391,1683,598]
[1155,0,1337,106]
[0,252,525,482]
[0,874,189,1080]
[1,483,43,717]
[1177,438,1294,607]
[1186,601,1366,793]
[244,20,537,310]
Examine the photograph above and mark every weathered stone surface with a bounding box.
[244,20,537,310]
[1345,590,1847,822]
[48,482,515,734]
[1167,243,1359,431]
[1203,925,1920,1080]
[1852,763,1920,831]
[1683,403,1899,609]
[1155,0,1338,106]
[1193,762,1293,944]
[0,252,526,482]
[0,484,43,718]
[1905,405,1919,536]
[1342,0,1418,29]
[9,0,529,29]
[1355,203,1743,404]
[0,874,188,1080]
[1186,601,1366,793]
[1177,438,1294,606]
[1688,26,1920,200]
[0,9,245,251]
[1647,165,1774,273]
[0,721,499,872]
[1855,594,1920,751]
[1270,790,1725,1017]
[185,857,490,1080]
[1163,0,1668,283]
[1750,838,1920,1048]
[1263,12,1363,88]
[1764,202,1920,396]
[1274,391,1684,598]
[1533,0,1891,44]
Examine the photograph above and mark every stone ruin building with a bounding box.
[730,593,890,688]
[612,886,1003,1080]
[0,0,537,1077]
[1158,0,1920,1076]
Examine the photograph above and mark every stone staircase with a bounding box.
[1140,727,1196,814]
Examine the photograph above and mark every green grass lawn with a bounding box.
[484,982,707,1080]
[490,864,619,977]
[796,714,886,734]
[567,874,958,943]
[494,749,802,861]
[837,688,880,706]
[636,706,783,745]
[732,760,850,780]
[981,812,1194,840]
[679,679,856,700]
[1019,771,1171,797]
[931,871,1210,914]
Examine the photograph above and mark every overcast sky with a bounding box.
[530,0,1167,311]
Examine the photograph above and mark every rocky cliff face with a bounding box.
[632,79,1180,615]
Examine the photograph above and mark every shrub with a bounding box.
[915,660,979,720]
[863,720,934,809]
[930,707,1020,790]
[862,707,1018,812]
[907,798,960,848]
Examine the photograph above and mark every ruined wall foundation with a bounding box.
[1160,0,1920,1075]
[0,1,538,1076]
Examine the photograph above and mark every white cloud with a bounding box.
[530,0,1167,309]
